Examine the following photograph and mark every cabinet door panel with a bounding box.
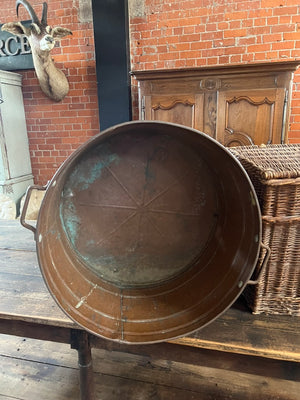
[143,94,204,132]
[216,89,285,146]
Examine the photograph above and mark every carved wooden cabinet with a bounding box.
[132,61,300,146]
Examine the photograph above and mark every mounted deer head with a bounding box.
[1,0,72,102]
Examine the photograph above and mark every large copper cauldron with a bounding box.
[21,121,267,344]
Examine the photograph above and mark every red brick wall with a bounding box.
[2,1,300,185]
[129,0,300,143]
[2,0,99,185]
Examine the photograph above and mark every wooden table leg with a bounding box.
[71,330,95,400]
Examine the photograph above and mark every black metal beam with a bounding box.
[92,0,131,130]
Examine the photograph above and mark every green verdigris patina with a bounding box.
[60,142,120,247]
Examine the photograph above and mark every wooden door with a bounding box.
[142,94,205,133]
[216,89,286,146]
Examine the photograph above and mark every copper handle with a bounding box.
[20,184,48,236]
[247,243,271,285]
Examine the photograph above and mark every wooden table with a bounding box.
[0,220,299,399]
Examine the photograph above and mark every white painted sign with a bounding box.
[0,21,34,70]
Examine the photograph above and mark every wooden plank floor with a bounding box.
[0,332,299,400]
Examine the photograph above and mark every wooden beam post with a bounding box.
[71,330,95,400]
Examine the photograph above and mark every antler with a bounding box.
[41,2,48,26]
[16,0,41,25]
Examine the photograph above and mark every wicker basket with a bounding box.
[230,144,300,315]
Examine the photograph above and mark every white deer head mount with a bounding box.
[1,0,72,102]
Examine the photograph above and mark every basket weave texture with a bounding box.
[230,144,300,315]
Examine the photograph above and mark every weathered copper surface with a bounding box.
[35,121,262,343]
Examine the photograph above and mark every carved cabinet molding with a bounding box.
[132,61,300,146]
[143,94,204,130]
[217,88,285,146]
